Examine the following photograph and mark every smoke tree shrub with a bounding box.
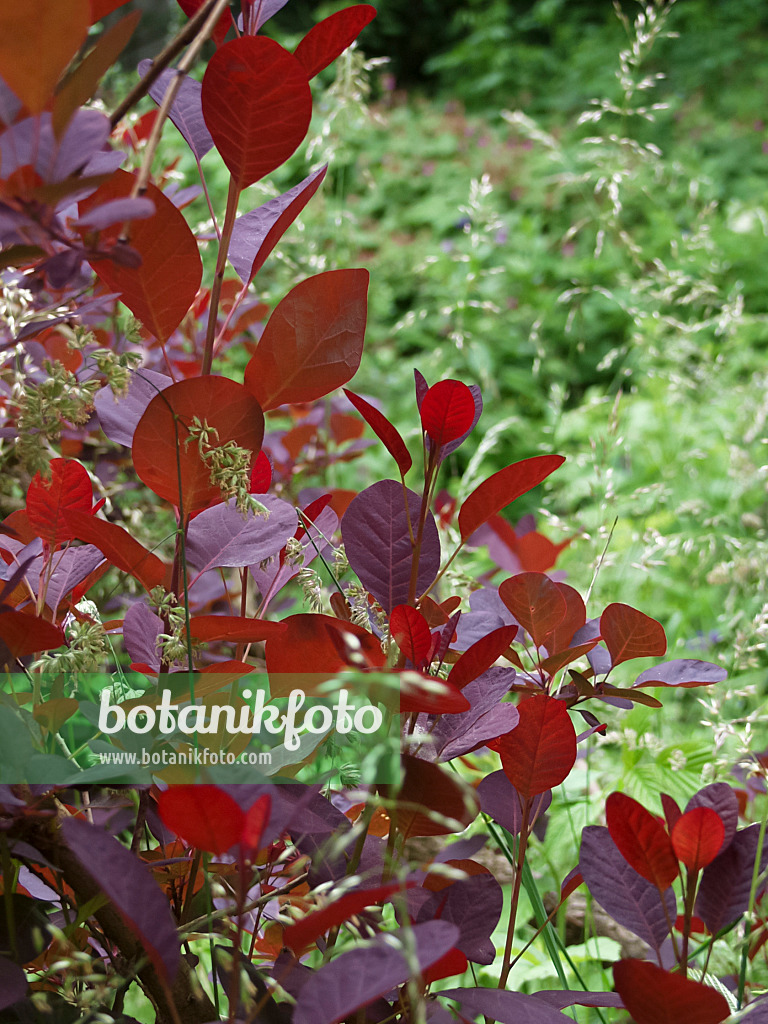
[0,2,765,1023]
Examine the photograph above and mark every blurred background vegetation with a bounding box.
[106,0,768,759]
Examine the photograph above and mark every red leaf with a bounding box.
[421,947,468,985]
[458,455,565,541]
[157,785,245,856]
[175,0,230,45]
[661,793,682,833]
[26,458,93,547]
[294,4,377,79]
[284,882,408,953]
[498,695,576,800]
[250,450,272,493]
[0,610,65,658]
[245,270,368,410]
[80,169,202,342]
[63,509,170,592]
[265,613,385,696]
[447,625,519,690]
[600,603,667,666]
[546,583,586,653]
[613,959,731,1024]
[343,388,412,477]
[201,36,311,190]
[0,0,90,114]
[605,792,679,889]
[394,755,477,840]
[671,807,725,874]
[131,376,264,510]
[241,794,271,855]
[185,615,287,644]
[499,572,566,649]
[419,379,476,448]
[399,672,470,715]
[390,605,432,666]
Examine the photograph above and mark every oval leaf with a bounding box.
[341,480,440,614]
[294,4,377,79]
[80,168,202,342]
[140,59,214,159]
[499,572,566,649]
[420,379,476,448]
[605,792,678,889]
[61,816,180,983]
[132,376,264,511]
[671,807,725,874]
[613,959,731,1024]
[458,455,565,541]
[394,755,477,840]
[600,603,667,666]
[63,509,169,592]
[157,784,245,855]
[26,458,92,546]
[0,610,65,658]
[390,604,432,666]
[284,881,407,953]
[201,35,311,190]
[498,695,576,800]
[447,625,519,690]
[185,495,297,573]
[343,388,412,477]
[244,269,368,410]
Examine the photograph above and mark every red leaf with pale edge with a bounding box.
[394,755,477,840]
[245,269,368,410]
[61,817,180,985]
[26,458,92,546]
[0,610,65,658]
[447,624,519,690]
[390,604,431,666]
[498,695,576,800]
[294,5,377,78]
[606,792,678,889]
[400,672,470,715]
[284,881,410,953]
[458,455,565,541]
[157,785,245,855]
[600,602,666,666]
[201,36,311,190]
[63,509,169,592]
[420,379,476,448]
[613,959,731,1024]
[671,807,725,874]
[499,572,566,649]
[241,794,271,855]
[185,615,286,643]
[343,388,412,476]
[80,169,202,342]
[0,0,89,114]
[132,376,264,511]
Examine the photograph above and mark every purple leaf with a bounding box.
[0,110,110,183]
[253,0,291,31]
[696,824,768,933]
[415,874,503,964]
[434,667,519,761]
[439,988,577,1023]
[414,368,428,409]
[453,587,519,649]
[293,921,460,1024]
[477,770,551,836]
[532,991,625,1009]
[73,197,155,230]
[36,544,104,611]
[686,782,739,854]
[230,165,327,283]
[123,600,163,671]
[433,835,487,863]
[138,60,214,160]
[341,480,440,613]
[94,368,173,447]
[186,496,297,573]
[0,78,21,126]
[579,825,674,957]
[573,618,612,675]
[634,658,728,688]
[249,505,337,610]
[0,956,27,1011]
[740,997,768,1022]
[61,816,180,983]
